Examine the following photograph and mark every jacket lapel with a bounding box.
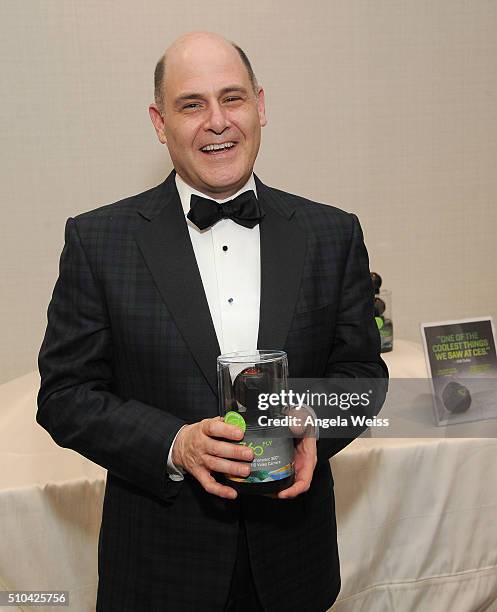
[134,171,221,396]
[255,176,307,352]
[134,171,307,397]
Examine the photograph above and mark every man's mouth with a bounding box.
[200,142,236,155]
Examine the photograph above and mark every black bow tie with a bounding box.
[187,190,264,230]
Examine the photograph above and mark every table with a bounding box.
[0,370,104,612]
[1,341,496,611]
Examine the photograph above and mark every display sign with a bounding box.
[421,317,497,426]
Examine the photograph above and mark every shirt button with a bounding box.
[223,245,228,251]
[228,298,234,304]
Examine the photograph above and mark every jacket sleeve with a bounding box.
[37,217,188,503]
[315,213,389,463]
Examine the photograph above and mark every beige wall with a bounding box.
[1,0,496,383]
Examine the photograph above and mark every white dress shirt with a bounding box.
[166,172,261,480]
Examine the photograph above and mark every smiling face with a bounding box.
[149,33,267,199]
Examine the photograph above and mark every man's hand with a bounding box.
[276,436,317,499]
[269,403,317,499]
[171,416,254,499]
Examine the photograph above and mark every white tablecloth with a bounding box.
[1,341,496,612]
[330,436,497,611]
[0,371,105,612]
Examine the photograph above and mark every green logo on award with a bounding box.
[224,411,247,434]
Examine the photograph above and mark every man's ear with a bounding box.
[148,103,168,144]
[257,87,267,127]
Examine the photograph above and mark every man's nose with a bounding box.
[203,102,230,133]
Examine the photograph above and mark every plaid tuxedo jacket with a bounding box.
[37,170,387,611]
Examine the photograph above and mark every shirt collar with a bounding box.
[175,172,258,218]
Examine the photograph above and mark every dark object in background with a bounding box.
[374,296,386,316]
[371,272,393,353]
[371,272,382,294]
[441,381,472,414]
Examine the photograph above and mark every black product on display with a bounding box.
[371,272,393,353]
[441,381,472,414]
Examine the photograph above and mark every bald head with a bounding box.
[148,30,267,199]
[154,32,258,112]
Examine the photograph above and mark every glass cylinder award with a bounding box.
[375,289,393,352]
[371,272,393,353]
[217,350,295,495]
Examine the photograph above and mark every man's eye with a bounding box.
[224,97,242,104]
[183,103,201,110]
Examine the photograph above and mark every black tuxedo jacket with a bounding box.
[37,170,387,612]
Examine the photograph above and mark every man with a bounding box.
[37,31,387,611]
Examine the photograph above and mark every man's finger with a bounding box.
[277,477,310,499]
[204,455,252,478]
[283,406,317,437]
[196,468,238,500]
[206,438,254,462]
[203,417,245,441]
[297,452,318,482]
[276,447,316,498]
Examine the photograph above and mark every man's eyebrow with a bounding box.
[218,86,249,96]
[174,86,249,105]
